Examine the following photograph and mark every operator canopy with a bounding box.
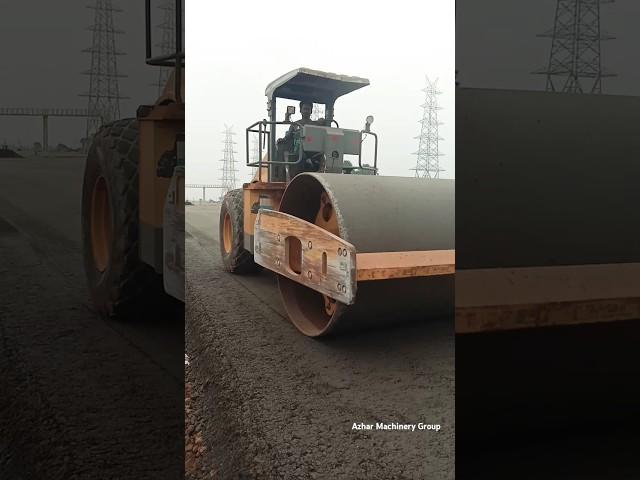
[265,68,370,105]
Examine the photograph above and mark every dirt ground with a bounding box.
[185,203,455,479]
[0,155,184,479]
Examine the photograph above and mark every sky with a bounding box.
[3,1,636,191]
[186,0,456,200]
[0,1,162,149]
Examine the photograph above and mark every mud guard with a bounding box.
[163,165,185,302]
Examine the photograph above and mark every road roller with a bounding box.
[455,87,640,333]
[81,0,184,317]
[219,68,455,336]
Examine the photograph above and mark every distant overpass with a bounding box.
[186,183,228,201]
[0,107,102,152]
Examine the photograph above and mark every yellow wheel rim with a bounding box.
[222,212,233,254]
[90,176,112,273]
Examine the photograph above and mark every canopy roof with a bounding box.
[265,67,370,105]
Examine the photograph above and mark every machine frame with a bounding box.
[137,0,185,302]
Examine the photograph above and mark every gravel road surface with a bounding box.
[0,155,184,479]
[185,203,455,479]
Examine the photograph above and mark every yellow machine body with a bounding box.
[137,72,185,273]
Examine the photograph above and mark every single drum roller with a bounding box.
[254,173,455,336]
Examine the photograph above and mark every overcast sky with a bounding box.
[186,0,456,199]
[4,1,636,188]
[0,1,161,149]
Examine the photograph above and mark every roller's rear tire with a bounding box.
[219,189,261,274]
[81,118,167,318]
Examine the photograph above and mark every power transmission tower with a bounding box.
[311,103,324,121]
[534,0,615,93]
[154,2,176,95]
[250,136,260,177]
[220,125,238,193]
[81,0,127,142]
[413,77,444,179]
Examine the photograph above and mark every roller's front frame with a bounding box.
[254,209,455,309]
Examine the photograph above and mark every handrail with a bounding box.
[246,121,379,180]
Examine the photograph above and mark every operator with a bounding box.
[274,101,325,178]
[292,100,324,128]
[298,101,315,126]
[278,101,319,147]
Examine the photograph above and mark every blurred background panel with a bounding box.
[456,1,640,478]
[0,1,185,478]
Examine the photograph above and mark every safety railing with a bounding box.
[246,120,379,182]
